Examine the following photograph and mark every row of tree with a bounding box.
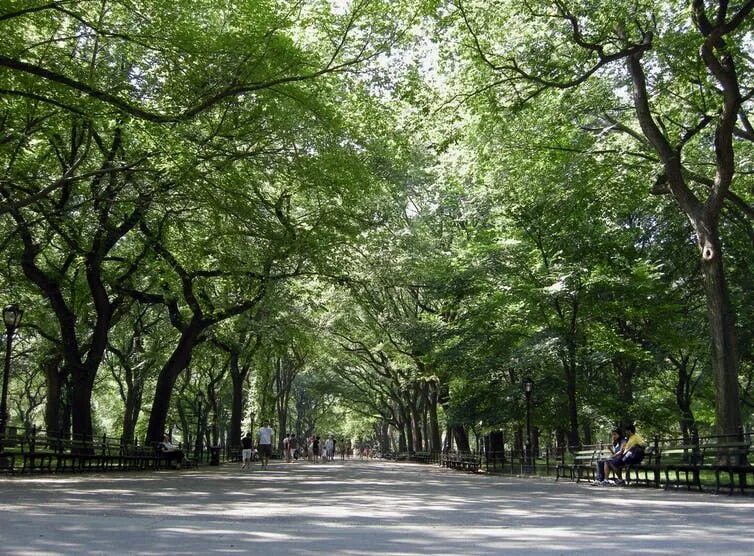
[1,1,752,453]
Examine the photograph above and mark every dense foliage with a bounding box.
[1,0,752,453]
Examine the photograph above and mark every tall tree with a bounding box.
[452,0,754,436]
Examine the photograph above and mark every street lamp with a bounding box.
[523,377,533,471]
[195,391,205,460]
[249,410,256,436]
[1,304,23,452]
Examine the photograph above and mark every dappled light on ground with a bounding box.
[1,460,753,554]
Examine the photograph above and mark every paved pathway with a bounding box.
[1,459,753,554]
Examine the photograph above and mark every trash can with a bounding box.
[209,446,221,466]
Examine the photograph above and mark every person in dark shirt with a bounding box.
[241,432,253,470]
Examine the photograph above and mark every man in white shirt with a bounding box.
[258,423,274,469]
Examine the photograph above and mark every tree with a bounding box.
[451,0,754,437]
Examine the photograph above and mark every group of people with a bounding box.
[240,422,274,470]
[302,434,340,462]
[239,424,352,470]
[593,424,646,486]
[159,424,365,472]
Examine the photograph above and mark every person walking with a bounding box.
[241,431,254,470]
[289,433,298,461]
[325,435,334,462]
[258,422,274,470]
[283,433,291,463]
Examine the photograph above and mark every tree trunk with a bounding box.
[564,357,580,448]
[408,398,422,452]
[489,430,504,467]
[700,230,742,438]
[380,421,390,452]
[43,354,65,435]
[626,45,743,440]
[229,352,244,449]
[69,365,96,442]
[121,384,142,445]
[452,424,471,453]
[146,320,202,443]
[581,420,593,446]
[428,392,441,452]
[397,418,407,452]
[401,404,414,452]
[673,354,699,446]
[613,357,636,427]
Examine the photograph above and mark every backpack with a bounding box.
[623,445,645,464]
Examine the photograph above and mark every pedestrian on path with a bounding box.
[241,432,254,470]
[325,435,334,462]
[289,433,298,461]
[258,422,274,469]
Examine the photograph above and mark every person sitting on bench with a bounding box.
[159,433,185,469]
[594,428,626,485]
[607,424,646,483]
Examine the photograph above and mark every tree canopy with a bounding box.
[1,0,752,453]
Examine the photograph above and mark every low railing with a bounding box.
[0,426,234,473]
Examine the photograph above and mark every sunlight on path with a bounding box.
[1,459,753,554]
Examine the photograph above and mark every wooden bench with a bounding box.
[558,437,752,494]
[556,447,612,482]
[0,452,16,473]
[412,451,432,464]
[622,445,659,487]
[461,454,481,472]
[706,439,752,495]
[641,438,751,493]
[19,435,55,473]
[632,442,700,490]
[441,452,481,473]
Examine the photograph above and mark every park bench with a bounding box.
[639,437,751,493]
[4,426,202,474]
[18,433,57,473]
[621,445,659,487]
[706,438,752,495]
[555,436,752,494]
[633,441,702,490]
[556,446,612,482]
[441,452,481,473]
[228,444,242,463]
[412,451,432,464]
[0,429,22,473]
[0,451,16,474]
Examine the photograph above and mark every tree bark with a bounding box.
[146,319,203,443]
[43,353,65,435]
[427,385,442,452]
[699,227,742,437]
[625,28,744,438]
[563,354,580,448]
[229,354,244,449]
[452,424,471,453]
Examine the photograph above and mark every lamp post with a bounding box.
[195,391,205,461]
[249,410,256,436]
[523,377,533,472]
[1,304,23,452]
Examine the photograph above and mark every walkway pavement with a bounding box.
[1,459,753,554]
